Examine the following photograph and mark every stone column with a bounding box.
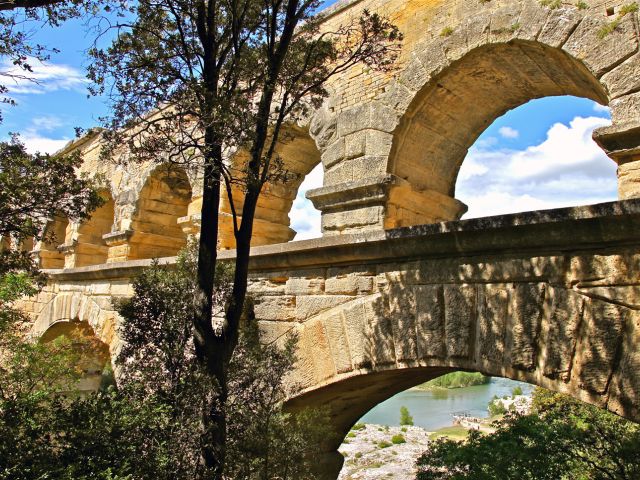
[307,174,467,235]
[594,92,640,200]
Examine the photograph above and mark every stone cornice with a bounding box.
[44,199,640,280]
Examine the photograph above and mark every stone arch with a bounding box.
[219,123,322,248]
[33,292,118,392]
[33,292,117,349]
[307,2,639,235]
[282,260,639,475]
[39,319,112,393]
[37,216,69,269]
[126,164,192,260]
[69,190,115,267]
[385,38,610,227]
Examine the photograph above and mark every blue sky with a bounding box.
[0,5,618,240]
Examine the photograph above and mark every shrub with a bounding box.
[352,422,366,431]
[400,406,414,426]
[377,440,392,449]
[391,434,406,444]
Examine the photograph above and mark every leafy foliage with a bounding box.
[416,388,640,480]
[421,372,490,390]
[400,406,414,426]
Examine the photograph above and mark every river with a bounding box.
[358,377,534,431]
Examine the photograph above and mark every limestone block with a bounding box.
[619,159,640,198]
[257,320,296,348]
[509,284,545,371]
[563,13,638,78]
[488,5,522,43]
[248,278,287,296]
[609,91,640,130]
[344,131,366,159]
[296,295,352,321]
[341,297,371,368]
[601,53,640,99]
[478,285,509,364]
[607,310,640,420]
[363,294,396,367]
[321,205,385,234]
[285,278,325,296]
[569,252,640,286]
[325,275,373,295]
[537,6,584,48]
[253,296,296,322]
[414,285,446,359]
[516,0,551,41]
[336,102,398,137]
[386,283,418,363]
[444,285,475,359]
[321,310,353,374]
[542,287,585,381]
[321,138,345,169]
[299,319,335,384]
[574,299,625,394]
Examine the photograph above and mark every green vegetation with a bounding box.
[440,26,454,37]
[539,0,562,8]
[598,3,638,39]
[400,406,414,426]
[429,426,470,441]
[512,386,523,396]
[419,372,490,390]
[377,440,393,449]
[576,1,588,9]
[488,399,507,417]
[417,388,640,480]
[352,422,366,431]
[391,434,406,444]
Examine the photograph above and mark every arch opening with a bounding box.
[128,165,192,260]
[39,319,112,394]
[72,191,115,267]
[37,216,69,269]
[386,40,610,228]
[455,95,617,219]
[219,124,322,248]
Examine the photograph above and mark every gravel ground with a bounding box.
[337,424,431,480]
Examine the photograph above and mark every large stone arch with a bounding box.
[219,123,322,248]
[106,164,192,261]
[39,319,112,393]
[62,190,115,268]
[33,292,118,354]
[307,1,640,235]
[278,242,640,477]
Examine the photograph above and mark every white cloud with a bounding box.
[0,58,87,95]
[21,133,70,155]
[498,126,519,139]
[593,102,610,114]
[457,115,617,219]
[290,163,323,240]
[14,115,71,154]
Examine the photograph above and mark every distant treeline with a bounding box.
[419,372,490,390]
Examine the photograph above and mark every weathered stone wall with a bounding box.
[308,0,640,236]
[25,0,640,265]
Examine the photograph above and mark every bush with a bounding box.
[488,399,507,417]
[400,406,414,426]
[352,422,366,431]
[377,440,392,449]
[421,372,490,390]
[512,386,523,396]
[391,434,406,444]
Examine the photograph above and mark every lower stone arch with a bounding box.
[281,271,639,476]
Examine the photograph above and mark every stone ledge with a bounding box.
[44,199,640,280]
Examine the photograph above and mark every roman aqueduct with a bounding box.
[7,0,640,476]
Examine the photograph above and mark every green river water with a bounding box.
[358,377,534,431]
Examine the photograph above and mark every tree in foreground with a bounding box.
[415,388,640,480]
[88,0,401,475]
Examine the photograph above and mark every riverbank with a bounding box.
[338,424,431,480]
